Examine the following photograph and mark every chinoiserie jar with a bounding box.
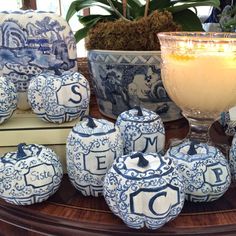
[0,10,77,110]
[116,106,165,154]
[88,50,181,122]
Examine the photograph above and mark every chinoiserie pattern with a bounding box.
[221,111,236,136]
[103,152,185,229]
[66,118,123,197]
[88,50,181,121]
[0,76,17,124]
[166,141,231,202]
[0,10,77,109]
[28,72,90,123]
[116,107,165,154]
[0,144,63,205]
[229,134,236,181]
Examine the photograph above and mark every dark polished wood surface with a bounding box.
[0,95,236,236]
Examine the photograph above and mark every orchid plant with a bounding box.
[66,0,220,43]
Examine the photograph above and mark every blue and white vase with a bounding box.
[116,106,165,154]
[28,71,90,123]
[165,140,231,202]
[88,50,182,122]
[0,143,63,205]
[103,152,185,229]
[0,10,77,110]
[66,116,123,197]
[0,76,17,124]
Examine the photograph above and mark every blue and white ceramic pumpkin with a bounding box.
[229,134,236,181]
[0,76,17,124]
[28,71,90,123]
[103,152,185,229]
[0,10,77,110]
[116,106,165,154]
[165,141,231,202]
[0,143,63,205]
[66,116,123,197]
[221,111,236,136]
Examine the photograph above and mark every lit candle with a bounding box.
[161,38,236,116]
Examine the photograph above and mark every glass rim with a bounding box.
[158,31,236,42]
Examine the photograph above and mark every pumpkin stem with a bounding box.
[133,106,143,116]
[17,143,27,159]
[130,152,149,168]
[187,141,199,155]
[54,68,62,76]
[82,115,97,128]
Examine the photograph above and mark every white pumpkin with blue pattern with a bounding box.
[165,141,231,202]
[103,152,185,229]
[66,116,123,197]
[229,134,236,181]
[0,143,63,205]
[116,106,165,154]
[28,71,90,123]
[0,76,17,124]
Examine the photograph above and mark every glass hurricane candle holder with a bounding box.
[158,32,236,144]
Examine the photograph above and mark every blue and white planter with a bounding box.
[0,143,63,205]
[116,106,165,154]
[66,116,123,197]
[0,76,17,124]
[0,10,77,110]
[165,141,231,202]
[103,152,185,229]
[28,71,90,123]
[88,50,182,122]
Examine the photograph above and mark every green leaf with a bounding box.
[74,27,90,43]
[137,0,173,17]
[66,1,78,21]
[173,9,204,31]
[149,0,172,10]
[78,14,117,25]
[127,0,143,18]
[127,0,142,8]
[106,0,129,20]
[167,0,220,13]
[66,0,114,21]
[74,17,102,43]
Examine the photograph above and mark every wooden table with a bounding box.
[0,96,235,236]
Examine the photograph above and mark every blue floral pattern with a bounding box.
[0,76,17,124]
[28,71,90,123]
[0,10,77,109]
[166,141,231,202]
[116,107,165,154]
[88,51,182,121]
[66,118,123,197]
[103,152,185,229]
[221,111,236,136]
[229,135,236,181]
[0,143,63,205]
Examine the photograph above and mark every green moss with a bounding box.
[86,10,181,51]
